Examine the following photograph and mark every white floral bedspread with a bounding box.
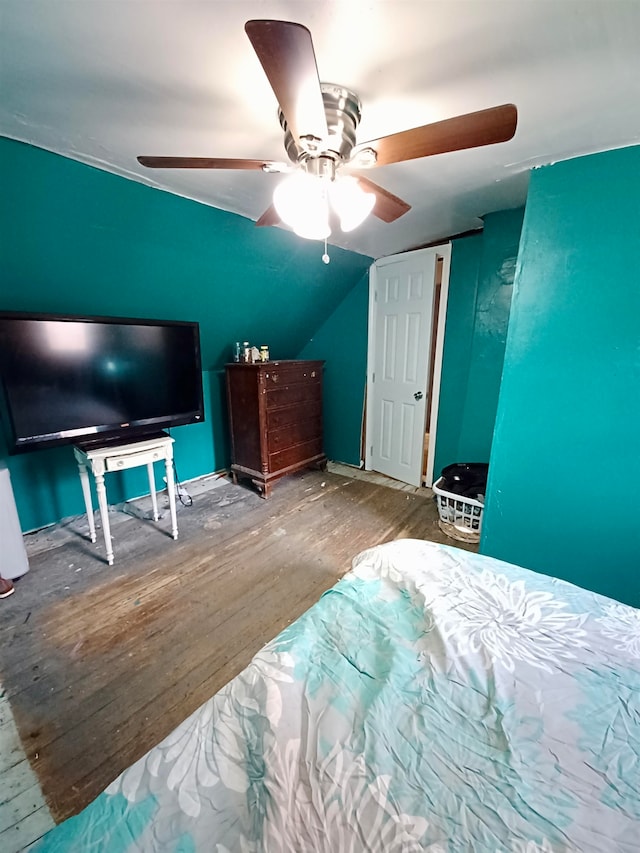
[34,540,640,852]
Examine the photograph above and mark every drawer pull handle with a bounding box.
[271,373,279,383]
[311,371,316,378]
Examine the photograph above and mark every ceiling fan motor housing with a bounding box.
[279,84,362,166]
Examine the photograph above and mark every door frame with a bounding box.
[365,243,451,487]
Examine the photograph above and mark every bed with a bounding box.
[34,539,640,852]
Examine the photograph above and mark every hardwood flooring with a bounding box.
[0,468,476,849]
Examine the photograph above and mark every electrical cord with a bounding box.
[165,432,193,507]
[172,459,193,507]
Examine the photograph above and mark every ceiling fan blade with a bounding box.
[356,104,518,168]
[255,205,281,227]
[245,20,328,148]
[137,156,280,170]
[356,177,411,223]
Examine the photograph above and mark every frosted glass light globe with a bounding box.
[330,176,376,232]
[273,172,331,240]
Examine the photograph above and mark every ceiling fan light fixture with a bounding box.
[330,176,376,232]
[273,172,331,240]
[293,213,331,241]
[273,171,375,239]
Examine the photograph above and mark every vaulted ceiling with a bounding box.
[2,1,639,259]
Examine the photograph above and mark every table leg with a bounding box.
[164,457,178,541]
[77,461,96,543]
[94,468,114,565]
[147,462,159,522]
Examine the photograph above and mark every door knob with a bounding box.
[414,391,423,401]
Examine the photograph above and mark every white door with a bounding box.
[366,249,438,487]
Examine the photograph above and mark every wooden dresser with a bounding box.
[225,360,326,497]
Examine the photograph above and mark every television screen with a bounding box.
[0,312,204,452]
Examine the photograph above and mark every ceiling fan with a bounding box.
[137,20,517,243]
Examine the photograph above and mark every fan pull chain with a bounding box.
[322,238,330,264]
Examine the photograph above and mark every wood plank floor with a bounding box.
[0,468,476,849]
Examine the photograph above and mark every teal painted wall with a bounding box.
[481,146,640,607]
[433,208,524,477]
[432,235,482,476]
[298,272,371,465]
[0,138,371,531]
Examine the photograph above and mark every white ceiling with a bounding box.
[2,1,640,259]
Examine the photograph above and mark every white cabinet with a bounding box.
[0,462,30,580]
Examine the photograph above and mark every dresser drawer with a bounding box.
[263,364,321,386]
[267,417,322,452]
[266,379,321,410]
[268,437,324,472]
[267,399,322,431]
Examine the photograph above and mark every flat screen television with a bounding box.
[0,311,204,453]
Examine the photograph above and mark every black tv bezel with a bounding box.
[0,310,205,454]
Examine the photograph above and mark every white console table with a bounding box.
[73,434,178,566]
